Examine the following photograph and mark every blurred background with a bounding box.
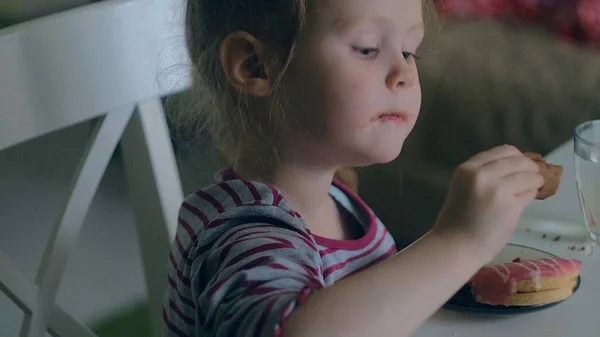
[1,0,600,336]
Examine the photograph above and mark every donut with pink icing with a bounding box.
[470,257,581,306]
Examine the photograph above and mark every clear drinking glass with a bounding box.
[574,120,600,244]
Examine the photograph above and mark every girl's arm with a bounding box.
[283,229,481,337]
[285,145,543,337]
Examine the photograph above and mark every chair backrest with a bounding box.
[0,1,189,336]
[0,0,190,151]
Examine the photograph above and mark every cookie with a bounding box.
[515,271,579,293]
[502,279,577,306]
[524,152,564,200]
[470,257,581,306]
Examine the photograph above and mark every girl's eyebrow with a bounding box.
[409,22,425,39]
[334,15,424,34]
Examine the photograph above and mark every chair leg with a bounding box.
[18,108,133,337]
[1,251,98,337]
[120,98,183,337]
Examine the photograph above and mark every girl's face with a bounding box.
[278,0,424,168]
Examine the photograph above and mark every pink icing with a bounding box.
[469,257,581,305]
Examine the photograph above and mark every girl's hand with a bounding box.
[433,145,544,265]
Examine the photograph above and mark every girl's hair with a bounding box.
[177,0,309,164]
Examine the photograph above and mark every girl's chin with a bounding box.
[343,143,405,167]
[368,148,404,165]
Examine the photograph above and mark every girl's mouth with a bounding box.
[372,111,408,123]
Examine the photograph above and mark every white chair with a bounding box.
[0,0,190,336]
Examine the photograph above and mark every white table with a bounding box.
[415,140,600,337]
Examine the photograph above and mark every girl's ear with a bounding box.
[219,31,273,97]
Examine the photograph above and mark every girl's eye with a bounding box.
[354,47,379,59]
[402,51,421,61]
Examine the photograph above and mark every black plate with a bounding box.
[443,275,581,315]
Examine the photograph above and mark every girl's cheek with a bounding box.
[348,81,361,93]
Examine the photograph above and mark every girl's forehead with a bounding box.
[308,0,424,31]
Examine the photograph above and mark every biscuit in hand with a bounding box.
[524,152,563,200]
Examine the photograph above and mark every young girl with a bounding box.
[164,0,544,336]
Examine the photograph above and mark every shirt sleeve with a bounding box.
[195,220,324,337]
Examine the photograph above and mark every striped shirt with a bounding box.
[162,167,396,337]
